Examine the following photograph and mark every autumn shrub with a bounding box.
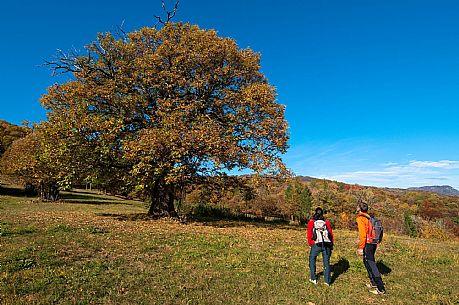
[441,218,459,237]
[417,218,450,240]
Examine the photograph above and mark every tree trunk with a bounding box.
[25,183,37,196]
[147,179,177,217]
[39,182,60,201]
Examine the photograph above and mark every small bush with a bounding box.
[404,213,418,237]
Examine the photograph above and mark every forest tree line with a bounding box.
[180,175,459,240]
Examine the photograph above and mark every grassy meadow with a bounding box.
[0,186,458,305]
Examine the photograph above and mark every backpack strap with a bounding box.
[359,214,371,220]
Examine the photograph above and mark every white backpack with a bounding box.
[313,220,332,246]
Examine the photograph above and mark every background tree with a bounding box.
[0,120,29,158]
[41,22,289,216]
[297,185,312,223]
[0,131,59,199]
[284,179,312,223]
[0,132,38,186]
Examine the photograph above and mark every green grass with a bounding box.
[0,186,458,304]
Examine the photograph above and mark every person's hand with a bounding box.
[357,249,363,256]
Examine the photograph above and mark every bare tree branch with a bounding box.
[115,19,129,41]
[43,1,180,77]
[42,49,81,76]
[43,44,114,78]
[154,0,179,26]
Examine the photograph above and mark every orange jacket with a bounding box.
[356,212,370,249]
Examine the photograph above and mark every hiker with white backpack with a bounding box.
[307,207,334,286]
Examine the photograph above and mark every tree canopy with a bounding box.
[40,22,289,215]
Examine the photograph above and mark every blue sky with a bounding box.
[1,0,458,189]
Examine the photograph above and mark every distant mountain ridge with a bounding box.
[295,175,459,197]
[407,185,459,196]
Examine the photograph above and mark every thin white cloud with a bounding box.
[327,160,459,189]
[426,177,449,181]
[408,160,459,169]
[382,162,398,167]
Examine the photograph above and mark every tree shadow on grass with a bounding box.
[66,189,131,200]
[60,193,113,201]
[63,199,133,205]
[64,189,107,196]
[317,257,350,284]
[60,192,134,205]
[183,206,299,230]
[187,216,303,231]
[94,212,297,232]
[96,213,157,221]
[377,260,392,275]
[95,204,301,230]
[0,185,27,197]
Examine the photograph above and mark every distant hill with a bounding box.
[295,175,459,197]
[296,176,316,183]
[407,185,459,196]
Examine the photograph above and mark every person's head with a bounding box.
[358,201,368,213]
[313,207,324,220]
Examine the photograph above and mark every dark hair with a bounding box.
[313,207,324,220]
[359,202,368,213]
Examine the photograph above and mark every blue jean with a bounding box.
[309,244,332,284]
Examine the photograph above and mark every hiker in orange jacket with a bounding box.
[308,207,334,286]
[357,202,386,294]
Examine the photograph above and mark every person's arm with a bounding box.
[307,220,314,246]
[356,215,367,254]
[325,220,334,244]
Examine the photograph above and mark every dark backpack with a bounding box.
[312,220,333,247]
[360,214,383,244]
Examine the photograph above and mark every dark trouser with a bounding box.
[363,243,385,292]
[309,244,332,284]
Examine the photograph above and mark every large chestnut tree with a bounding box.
[41,22,289,215]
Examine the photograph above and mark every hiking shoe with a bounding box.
[309,279,317,285]
[324,283,330,287]
[366,283,377,289]
[369,288,385,295]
